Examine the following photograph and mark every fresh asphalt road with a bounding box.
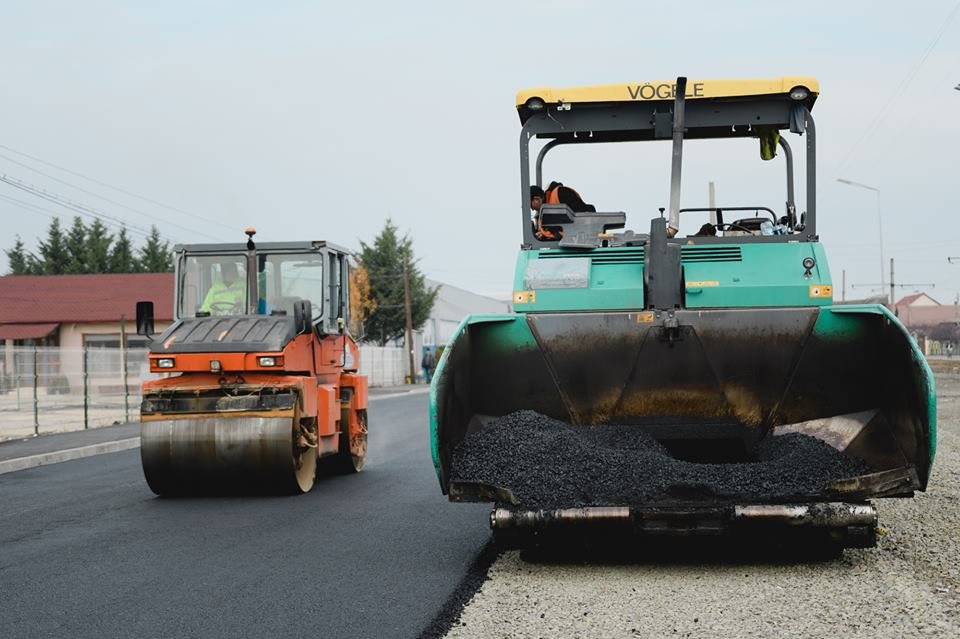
[0,393,490,638]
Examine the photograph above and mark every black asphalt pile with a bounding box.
[451,410,868,509]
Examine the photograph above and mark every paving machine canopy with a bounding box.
[517,75,819,248]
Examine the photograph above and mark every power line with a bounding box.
[833,1,960,176]
[0,174,159,241]
[0,192,62,223]
[0,191,165,246]
[0,142,235,234]
[0,152,221,241]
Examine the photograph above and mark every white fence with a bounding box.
[0,344,411,440]
[358,345,408,387]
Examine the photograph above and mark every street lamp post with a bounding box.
[837,178,886,299]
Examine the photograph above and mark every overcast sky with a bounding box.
[1,1,958,304]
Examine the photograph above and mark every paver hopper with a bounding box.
[430,77,936,547]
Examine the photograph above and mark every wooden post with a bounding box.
[83,346,89,429]
[120,314,130,422]
[32,345,39,436]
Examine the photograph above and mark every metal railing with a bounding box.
[0,344,413,440]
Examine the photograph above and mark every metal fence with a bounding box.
[924,339,957,357]
[0,346,152,440]
[0,343,412,440]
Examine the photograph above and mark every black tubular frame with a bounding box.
[520,94,817,248]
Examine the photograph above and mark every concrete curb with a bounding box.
[0,388,429,476]
[0,437,141,476]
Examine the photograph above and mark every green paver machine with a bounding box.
[430,76,936,548]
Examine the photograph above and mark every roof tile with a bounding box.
[0,273,174,324]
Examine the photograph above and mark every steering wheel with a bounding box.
[208,300,243,314]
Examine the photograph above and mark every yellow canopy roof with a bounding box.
[516,76,819,107]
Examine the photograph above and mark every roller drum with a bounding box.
[141,414,316,495]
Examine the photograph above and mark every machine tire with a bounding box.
[289,415,318,494]
[318,409,367,476]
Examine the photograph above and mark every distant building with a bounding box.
[0,273,174,377]
[421,279,511,348]
[894,292,959,328]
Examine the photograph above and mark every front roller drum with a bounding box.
[141,412,317,496]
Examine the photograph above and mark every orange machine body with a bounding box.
[143,332,368,461]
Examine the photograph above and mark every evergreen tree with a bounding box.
[5,236,38,275]
[6,218,174,275]
[109,226,138,273]
[64,216,89,273]
[85,218,113,273]
[37,218,69,274]
[359,219,438,345]
[138,225,173,272]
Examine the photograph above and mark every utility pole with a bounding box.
[120,314,129,422]
[852,256,935,312]
[842,269,846,302]
[889,258,894,308]
[402,256,415,384]
[949,259,960,327]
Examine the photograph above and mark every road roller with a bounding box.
[136,230,368,495]
[430,77,936,548]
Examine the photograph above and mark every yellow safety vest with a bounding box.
[200,281,245,313]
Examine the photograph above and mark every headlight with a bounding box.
[525,97,545,111]
[156,358,175,369]
[790,86,810,101]
[258,356,280,367]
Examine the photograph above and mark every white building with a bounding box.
[421,279,512,348]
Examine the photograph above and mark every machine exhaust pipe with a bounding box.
[666,76,687,237]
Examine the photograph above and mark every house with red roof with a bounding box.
[0,273,174,377]
[894,292,959,328]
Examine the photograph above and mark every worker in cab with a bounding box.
[533,182,596,241]
[545,181,595,213]
[531,185,560,241]
[200,262,246,315]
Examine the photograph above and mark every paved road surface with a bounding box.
[0,393,489,638]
